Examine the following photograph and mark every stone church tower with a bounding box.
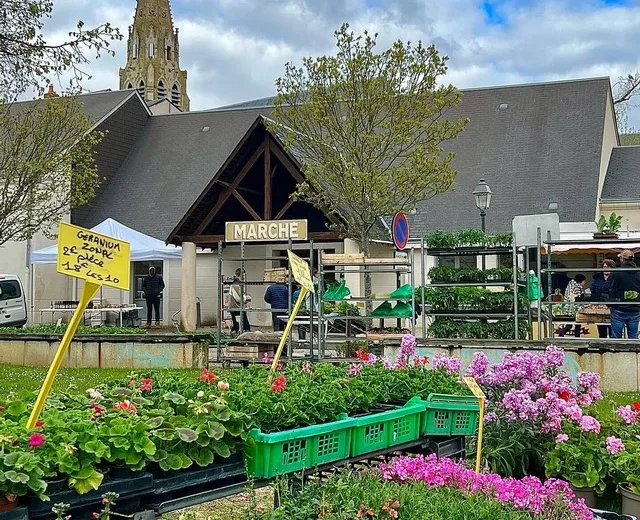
[119,0,190,111]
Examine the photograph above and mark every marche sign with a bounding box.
[270,251,315,373]
[26,222,130,428]
[464,376,486,474]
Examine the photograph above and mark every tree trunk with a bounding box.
[361,235,373,314]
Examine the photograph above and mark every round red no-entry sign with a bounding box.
[392,212,409,250]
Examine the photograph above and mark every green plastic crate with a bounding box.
[244,413,355,478]
[422,394,480,436]
[351,397,425,457]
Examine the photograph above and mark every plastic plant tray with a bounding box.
[244,413,355,479]
[422,394,480,436]
[350,397,425,457]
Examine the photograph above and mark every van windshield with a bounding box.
[0,280,21,301]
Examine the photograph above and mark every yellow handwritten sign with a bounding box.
[463,377,486,400]
[57,222,130,290]
[287,250,314,293]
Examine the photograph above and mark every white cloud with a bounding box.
[36,0,640,128]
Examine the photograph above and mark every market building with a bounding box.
[2,0,639,331]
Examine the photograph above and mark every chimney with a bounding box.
[44,84,59,98]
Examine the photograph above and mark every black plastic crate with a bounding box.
[0,507,28,520]
[428,436,465,460]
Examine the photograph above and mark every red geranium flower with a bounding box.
[114,400,137,414]
[271,375,287,393]
[633,401,640,412]
[355,350,372,362]
[35,420,43,428]
[28,433,44,448]
[140,378,153,392]
[92,403,105,417]
[199,368,217,385]
[413,356,430,366]
[558,390,570,401]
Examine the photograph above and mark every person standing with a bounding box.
[562,274,586,338]
[264,282,289,331]
[608,250,640,339]
[591,259,615,338]
[142,266,165,327]
[229,268,251,333]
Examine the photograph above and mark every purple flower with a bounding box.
[616,405,637,425]
[545,345,565,367]
[579,415,601,433]
[432,354,462,376]
[347,363,362,377]
[484,412,497,423]
[555,433,569,443]
[465,352,489,380]
[606,436,625,455]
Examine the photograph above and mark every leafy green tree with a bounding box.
[0,0,121,245]
[271,24,467,268]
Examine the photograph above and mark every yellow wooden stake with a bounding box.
[475,397,485,474]
[270,286,308,374]
[26,282,100,428]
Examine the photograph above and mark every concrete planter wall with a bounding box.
[384,338,640,392]
[0,334,209,369]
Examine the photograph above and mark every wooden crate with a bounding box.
[264,268,288,282]
[224,343,277,359]
[321,253,407,265]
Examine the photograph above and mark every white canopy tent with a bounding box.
[30,218,182,264]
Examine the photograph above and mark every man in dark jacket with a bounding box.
[142,267,165,327]
[607,250,640,339]
[264,283,289,331]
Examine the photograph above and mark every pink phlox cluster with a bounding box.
[432,353,462,375]
[606,436,625,455]
[394,334,417,368]
[379,454,592,520]
[463,346,602,433]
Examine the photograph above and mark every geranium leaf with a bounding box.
[176,428,198,442]
[213,442,231,458]
[164,393,186,405]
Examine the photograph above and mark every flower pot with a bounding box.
[593,232,619,240]
[621,485,640,518]
[110,466,146,479]
[592,509,637,520]
[45,476,67,493]
[0,495,17,512]
[570,485,597,508]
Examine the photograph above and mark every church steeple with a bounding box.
[119,0,190,111]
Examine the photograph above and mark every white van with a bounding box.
[0,275,27,327]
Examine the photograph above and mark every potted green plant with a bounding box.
[544,426,610,507]
[594,213,623,239]
[0,450,48,510]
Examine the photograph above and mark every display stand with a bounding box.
[317,251,416,357]
[538,235,640,340]
[216,240,317,361]
[422,243,528,340]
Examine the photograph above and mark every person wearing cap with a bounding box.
[607,250,640,339]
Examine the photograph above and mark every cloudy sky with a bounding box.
[43,0,640,127]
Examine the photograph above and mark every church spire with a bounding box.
[118,0,190,111]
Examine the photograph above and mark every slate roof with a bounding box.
[218,78,614,237]
[10,89,138,126]
[75,107,272,240]
[601,146,640,202]
[76,77,615,242]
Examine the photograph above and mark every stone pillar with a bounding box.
[181,241,197,331]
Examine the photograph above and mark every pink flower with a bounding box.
[347,363,362,376]
[606,436,625,455]
[617,405,637,424]
[579,415,600,433]
[35,420,43,428]
[262,352,270,364]
[140,378,153,392]
[217,380,229,391]
[432,354,462,376]
[28,433,45,448]
[555,433,569,443]
[465,352,489,380]
[114,400,137,414]
[92,403,105,417]
[199,368,217,385]
[302,361,312,374]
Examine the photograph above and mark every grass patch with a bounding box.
[0,364,199,395]
[0,325,147,335]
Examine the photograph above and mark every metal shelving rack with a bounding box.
[421,243,528,340]
[216,240,318,360]
[317,250,416,357]
[537,235,640,339]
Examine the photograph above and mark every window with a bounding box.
[158,80,166,99]
[137,81,145,97]
[499,254,512,268]
[171,84,179,105]
[132,38,139,59]
[127,83,133,89]
[0,280,21,301]
[166,46,172,60]
[148,42,154,58]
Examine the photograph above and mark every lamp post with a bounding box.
[473,179,493,270]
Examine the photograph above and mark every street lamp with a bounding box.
[473,178,493,270]
[473,178,493,232]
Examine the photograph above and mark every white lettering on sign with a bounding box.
[225,220,308,242]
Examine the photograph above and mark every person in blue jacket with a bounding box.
[264,282,290,331]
